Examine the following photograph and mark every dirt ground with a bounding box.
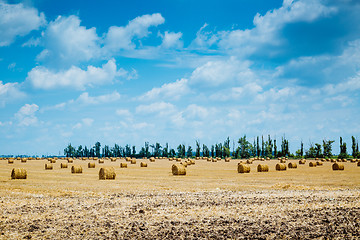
[0,158,359,239]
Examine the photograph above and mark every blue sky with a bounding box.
[1,0,360,155]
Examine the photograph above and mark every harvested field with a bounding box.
[0,158,359,239]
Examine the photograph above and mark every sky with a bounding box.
[0,0,360,156]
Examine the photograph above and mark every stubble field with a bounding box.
[0,158,359,239]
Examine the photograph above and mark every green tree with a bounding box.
[273,139,277,158]
[339,137,347,159]
[162,143,169,157]
[300,141,303,157]
[202,144,210,157]
[305,142,316,158]
[125,144,131,157]
[223,137,230,158]
[351,136,359,158]
[94,142,101,158]
[238,135,251,159]
[323,140,334,158]
[132,146,136,157]
[256,136,260,157]
[169,148,176,157]
[154,143,162,157]
[64,143,75,157]
[314,143,322,158]
[195,141,201,157]
[211,145,215,157]
[187,146,193,158]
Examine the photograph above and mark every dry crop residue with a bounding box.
[0,189,359,239]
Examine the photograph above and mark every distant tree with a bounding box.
[195,141,201,157]
[256,136,260,157]
[169,148,176,157]
[144,142,150,158]
[162,143,169,157]
[273,139,277,158]
[177,144,184,158]
[305,142,316,158]
[187,146,193,158]
[64,143,75,157]
[84,146,89,157]
[238,135,251,159]
[261,135,265,157]
[338,137,347,159]
[323,140,334,158]
[223,137,230,158]
[125,144,131,157]
[351,136,359,158]
[132,146,136,157]
[314,143,322,158]
[202,144,210,157]
[211,145,215,158]
[94,142,101,158]
[300,141,304,157]
[154,143,162,157]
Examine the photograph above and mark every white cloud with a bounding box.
[75,91,121,105]
[116,109,132,118]
[184,104,209,119]
[0,81,25,107]
[160,31,183,49]
[322,72,360,95]
[73,118,94,129]
[140,78,189,101]
[217,0,337,55]
[104,13,165,52]
[0,2,46,46]
[37,15,100,66]
[189,23,219,49]
[210,82,263,101]
[15,103,39,126]
[27,59,126,90]
[136,101,176,115]
[190,57,257,86]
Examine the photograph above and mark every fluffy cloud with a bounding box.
[136,101,175,115]
[104,13,164,52]
[37,15,100,66]
[140,78,189,101]
[0,81,25,106]
[0,2,46,46]
[73,118,94,129]
[27,59,127,90]
[75,91,121,105]
[218,0,337,55]
[190,57,257,87]
[15,103,39,126]
[160,31,183,49]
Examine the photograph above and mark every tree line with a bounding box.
[63,135,360,159]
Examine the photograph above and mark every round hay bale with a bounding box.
[176,158,181,162]
[212,158,217,162]
[99,167,116,180]
[11,168,27,179]
[321,158,325,162]
[67,158,74,163]
[140,162,148,167]
[71,165,83,174]
[316,161,323,166]
[172,164,186,175]
[332,163,344,171]
[131,159,136,164]
[180,162,188,167]
[88,162,95,168]
[238,164,250,173]
[331,159,336,162]
[276,163,287,171]
[189,159,195,165]
[288,162,297,168]
[120,163,127,168]
[110,157,116,162]
[280,159,286,163]
[45,163,53,170]
[149,157,155,162]
[207,158,211,162]
[266,157,270,160]
[60,163,68,168]
[357,161,360,167]
[8,159,14,164]
[98,159,104,164]
[21,158,27,163]
[309,162,317,167]
[246,159,253,164]
[342,158,347,162]
[225,158,230,162]
[299,159,306,164]
[315,158,319,161]
[257,164,269,172]
[50,159,56,163]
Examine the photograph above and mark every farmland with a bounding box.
[0,158,359,239]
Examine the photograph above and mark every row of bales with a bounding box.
[237,158,357,173]
[5,156,359,180]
